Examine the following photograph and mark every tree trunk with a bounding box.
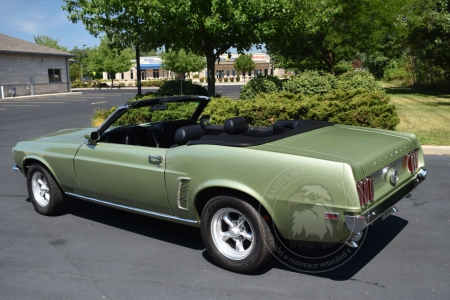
[110,74,114,88]
[206,53,216,96]
[135,44,142,95]
[323,50,335,75]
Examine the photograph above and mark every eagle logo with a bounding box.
[286,184,337,249]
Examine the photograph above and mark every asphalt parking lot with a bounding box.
[0,89,449,299]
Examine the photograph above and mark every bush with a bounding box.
[158,79,208,96]
[239,75,283,100]
[334,63,354,76]
[203,90,399,129]
[236,76,240,82]
[218,77,223,82]
[224,77,229,82]
[283,70,338,95]
[199,77,205,83]
[230,77,235,82]
[193,74,199,78]
[127,82,134,87]
[338,70,385,95]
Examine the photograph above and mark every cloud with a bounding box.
[37,16,44,19]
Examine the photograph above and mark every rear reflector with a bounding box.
[356,177,374,207]
[325,212,339,220]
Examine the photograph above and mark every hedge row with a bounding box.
[240,70,385,100]
[204,90,399,130]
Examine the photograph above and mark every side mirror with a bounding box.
[84,132,100,143]
[199,114,211,124]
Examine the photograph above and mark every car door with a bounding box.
[73,142,172,215]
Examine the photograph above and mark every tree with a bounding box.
[34,35,68,52]
[85,37,134,86]
[160,49,206,79]
[62,0,291,96]
[265,0,409,74]
[69,63,81,81]
[234,54,256,82]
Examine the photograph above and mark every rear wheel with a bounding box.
[201,196,273,273]
[27,163,66,215]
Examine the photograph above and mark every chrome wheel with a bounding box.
[31,171,50,207]
[210,208,255,260]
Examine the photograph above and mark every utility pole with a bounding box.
[81,44,86,80]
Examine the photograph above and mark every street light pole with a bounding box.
[81,44,86,80]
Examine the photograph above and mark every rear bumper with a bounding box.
[345,168,427,234]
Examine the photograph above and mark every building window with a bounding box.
[48,69,61,82]
[153,69,159,78]
[248,71,251,77]
[130,69,133,79]
[232,70,236,76]
[141,70,147,80]
[264,69,268,76]
[226,70,230,77]
[121,73,124,80]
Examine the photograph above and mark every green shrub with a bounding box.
[236,76,240,82]
[230,77,235,82]
[334,63,354,76]
[283,70,338,95]
[193,74,199,78]
[204,90,399,129]
[239,75,283,100]
[127,82,134,87]
[199,77,205,83]
[218,77,223,82]
[224,77,229,82]
[338,70,385,95]
[158,79,208,96]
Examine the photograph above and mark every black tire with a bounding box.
[200,196,274,273]
[27,163,66,215]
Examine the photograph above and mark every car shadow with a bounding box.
[202,215,408,279]
[66,197,204,250]
[65,197,407,279]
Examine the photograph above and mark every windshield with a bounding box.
[113,101,200,127]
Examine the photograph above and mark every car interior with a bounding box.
[100,116,334,148]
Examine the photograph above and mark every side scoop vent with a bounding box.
[177,178,191,210]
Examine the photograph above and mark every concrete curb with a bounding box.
[422,146,450,156]
[0,92,83,100]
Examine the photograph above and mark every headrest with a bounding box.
[224,117,248,134]
[174,125,205,145]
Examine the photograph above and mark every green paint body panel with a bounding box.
[12,119,426,244]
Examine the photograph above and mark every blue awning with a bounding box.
[140,64,161,69]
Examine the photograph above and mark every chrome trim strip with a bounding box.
[65,192,198,224]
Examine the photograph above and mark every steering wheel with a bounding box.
[125,126,158,147]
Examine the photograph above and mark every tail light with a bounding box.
[356,177,374,207]
[403,150,418,174]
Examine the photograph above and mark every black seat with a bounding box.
[172,125,205,147]
[223,117,248,135]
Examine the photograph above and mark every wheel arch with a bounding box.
[23,156,57,179]
[194,186,272,223]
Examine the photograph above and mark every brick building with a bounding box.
[0,33,74,97]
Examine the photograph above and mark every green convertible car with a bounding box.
[12,95,427,273]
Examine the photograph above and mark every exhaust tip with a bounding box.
[345,240,358,248]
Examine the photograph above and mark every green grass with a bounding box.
[385,86,450,145]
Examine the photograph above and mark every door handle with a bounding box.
[149,155,163,163]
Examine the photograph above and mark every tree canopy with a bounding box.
[234,54,256,82]
[34,35,68,52]
[85,38,134,86]
[62,0,292,95]
[160,49,206,79]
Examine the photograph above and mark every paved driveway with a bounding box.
[0,90,449,299]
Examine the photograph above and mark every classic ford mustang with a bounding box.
[12,95,427,273]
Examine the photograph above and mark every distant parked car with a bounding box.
[11,95,427,273]
[81,77,92,82]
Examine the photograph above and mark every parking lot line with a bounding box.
[91,101,107,104]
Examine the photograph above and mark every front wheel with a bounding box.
[27,163,66,215]
[201,196,274,273]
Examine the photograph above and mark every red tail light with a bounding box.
[403,150,418,174]
[356,177,374,207]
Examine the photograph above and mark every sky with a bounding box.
[0,0,100,50]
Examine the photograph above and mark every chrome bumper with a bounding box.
[345,168,427,234]
[12,165,21,172]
